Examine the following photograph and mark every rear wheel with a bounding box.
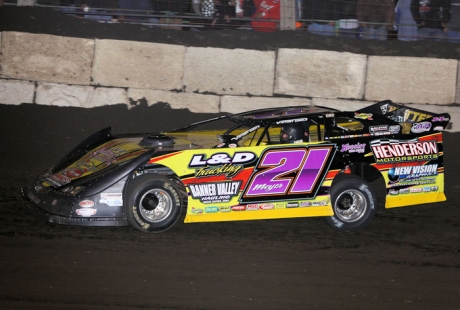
[326,176,377,232]
[126,174,182,233]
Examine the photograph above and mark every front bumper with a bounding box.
[20,183,128,227]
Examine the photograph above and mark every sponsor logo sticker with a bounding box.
[191,207,203,214]
[79,200,95,208]
[246,204,260,211]
[189,181,241,204]
[231,205,246,211]
[371,138,438,163]
[76,208,97,217]
[205,206,219,213]
[100,193,123,207]
[411,122,432,133]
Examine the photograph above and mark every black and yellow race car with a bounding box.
[21,100,451,233]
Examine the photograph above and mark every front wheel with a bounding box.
[326,177,377,232]
[126,174,183,233]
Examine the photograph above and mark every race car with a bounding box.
[21,100,451,233]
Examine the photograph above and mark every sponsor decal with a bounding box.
[190,152,255,178]
[410,188,423,193]
[388,164,438,183]
[205,206,219,213]
[189,181,241,204]
[423,186,431,192]
[99,193,123,207]
[274,203,285,209]
[403,109,433,124]
[76,208,97,217]
[233,125,261,140]
[380,103,389,114]
[45,173,71,187]
[219,206,231,212]
[371,138,438,163]
[191,207,203,214]
[88,148,117,166]
[388,115,404,123]
[231,205,246,211]
[432,116,449,122]
[299,201,312,207]
[28,192,40,204]
[389,189,399,195]
[399,188,410,194]
[286,202,299,208]
[276,118,309,124]
[433,126,444,132]
[228,144,238,148]
[190,152,256,167]
[431,186,438,191]
[195,164,243,178]
[63,168,84,178]
[389,178,436,187]
[411,122,432,133]
[260,204,274,210]
[312,200,327,206]
[79,200,95,208]
[380,103,398,115]
[354,112,373,120]
[389,125,401,134]
[246,204,260,211]
[340,142,366,154]
[369,125,388,133]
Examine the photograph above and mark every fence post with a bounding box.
[280,0,296,31]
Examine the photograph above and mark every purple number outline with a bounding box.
[244,148,306,197]
[242,145,335,199]
[290,147,334,194]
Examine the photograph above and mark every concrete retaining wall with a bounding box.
[0,31,459,131]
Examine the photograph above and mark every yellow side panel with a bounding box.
[184,205,334,223]
[386,192,446,209]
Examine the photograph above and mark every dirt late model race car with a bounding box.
[21,100,450,233]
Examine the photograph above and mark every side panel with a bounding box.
[149,143,338,223]
[368,132,447,208]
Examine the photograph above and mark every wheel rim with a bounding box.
[139,189,173,223]
[333,189,367,223]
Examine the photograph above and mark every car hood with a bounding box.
[40,131,220,189]
[41,137,151,188]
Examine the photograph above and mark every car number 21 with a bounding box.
[241,146,336,202]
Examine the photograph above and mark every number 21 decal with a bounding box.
[240,145,336,203]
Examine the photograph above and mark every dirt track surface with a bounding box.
[0,104,459,310]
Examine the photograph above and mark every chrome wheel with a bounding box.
[139,189,173,223]
[327,177,376,232]
[333,189,367,223]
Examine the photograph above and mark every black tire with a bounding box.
[326,176,377,232]
[126,174,182,233]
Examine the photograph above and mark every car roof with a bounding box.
[229,105,339,125]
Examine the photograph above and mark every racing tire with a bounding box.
[126,174,182,233]
[326,176,377,232]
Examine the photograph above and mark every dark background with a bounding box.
[0,6,459,310]
[1,6,460,58]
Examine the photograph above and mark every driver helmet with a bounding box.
[280,123,305,144]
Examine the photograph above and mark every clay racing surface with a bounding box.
[0,6,459,310]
